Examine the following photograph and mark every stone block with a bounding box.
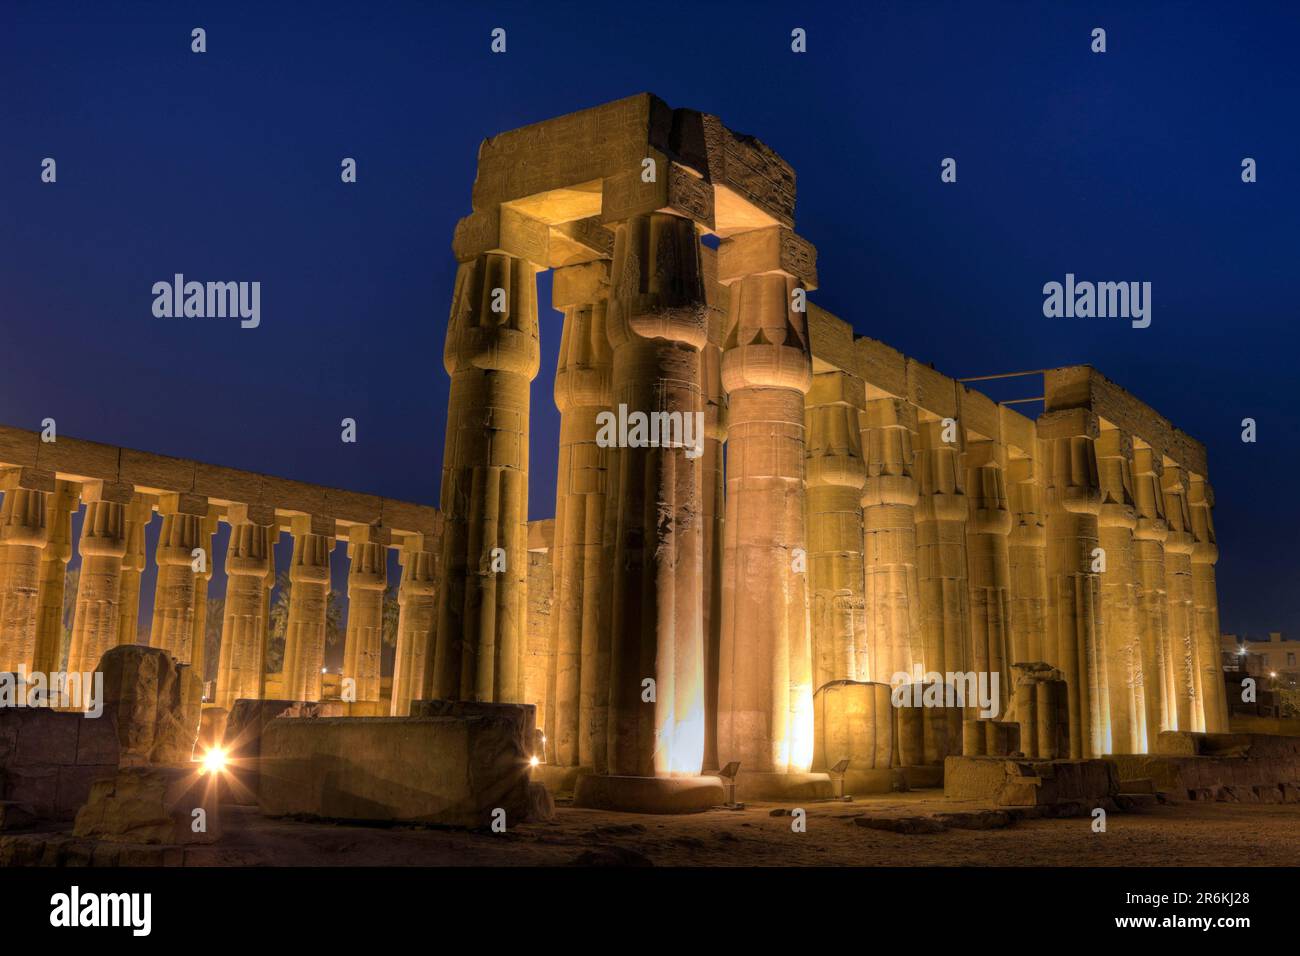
[812,680,892,772]
[258,716,532,828]
[98,645,202,766]
[410,699,536,755]
[73,766,220,844]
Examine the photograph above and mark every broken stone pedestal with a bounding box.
[73,765,220,844]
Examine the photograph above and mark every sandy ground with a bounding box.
[136,791,1300,867]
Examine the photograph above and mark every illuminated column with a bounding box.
[965,439,1012,717]
[116,494,151,647]
[215,505,276,710]
[717,225,824,796]
[149,494,207,664]
[915,417,970,677]
[67,482,133,675]
[1162,463,1197,731]
[1006,451,1048,666]
[283,515,334,703]
[191,511,219,692]
[861,398,923,683]
[342,527,388,707]
[433,251,539,704]
[700,295,728,772]
[390,536,437,716]
[1132,448,1171,738]
[1096,429,1142,753]
[601,211,707,779]
[0,470,51,673]
[1189,475,1228,733]
[805,371,867,687]
[1041,410,1104,758]
[546,262,612,770]
[34,480,77,674]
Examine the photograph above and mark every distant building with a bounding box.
[1221,632,1300,691]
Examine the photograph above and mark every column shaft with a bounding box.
[34,481,77,674]
[215,511,275,710]
[1132,448,1171,740]
[547,266,612,769]
[1007,454,1048,666]
[1189,476,1227,733]
[0,477,51,673]
[861,398,923,683]
[433,252,539,703]
[602,212,707,777]
[1097,429,1142,753]
[915,419,970,677]
[718,269,815,776]
[342,533,387,705]
[67,491,130,674]
[805,371,866,687]
[965,440,1012,717]
[283,518,333,702]
[116,494,150,647]
[1162,465,1197,731]
[391,541,437,716]
[1042,412,1104,758]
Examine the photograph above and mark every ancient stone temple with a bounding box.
[0,94,1229,815]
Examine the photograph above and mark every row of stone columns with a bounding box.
[0,472,443,719]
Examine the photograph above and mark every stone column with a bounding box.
[546,262,612,771]
[116,494,151,647]
[191,510,219,692]
[0,470,52,674]
[390,536,438,716]
[717,225,825,797]
[342,526,388,708]
[34,480,77,674]
[433,251,539,704]
[1006,451,1049,667]
[861,398,923,684]
[965,439,1013,718]
[149,494,207,664]
[601,211,707,780]
[700,297,728,772]
[215,505,276,710]
[1189,475,1228,733]
[1162,463,1197,731]
[67,482,133,675]
[1132,447,1171,740]
[282,515,334,703]
[914,417,970,677]
[805,371,867,687]
[1040,410,1104,758]
[1096,429,1142,753]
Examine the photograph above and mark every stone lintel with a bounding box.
[0,467,56,494]
[453,205,551,266]
[807,304,860,380]
[290,513,336,539]
[807,369,866,409]
[855,335,908,400]
[158,492,209,516]
[347,524,392,548]
[551,260,611,310]
[0,425,40,469]
[79,479,136,505]
[228,502,277,527]
[999,406,1038,459]
[959,387,1000,444]
[119,448,197,495]
[716,226,817,289]
[1037,408,1101,441]
[907,360,960,422]
[35,435,120,483]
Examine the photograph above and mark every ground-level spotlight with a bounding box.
[829,758,852,801]
[199,747,228,775]
[529,755,540,768]
[718,761,743,810]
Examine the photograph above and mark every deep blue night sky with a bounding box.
[3,0,1298,650]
